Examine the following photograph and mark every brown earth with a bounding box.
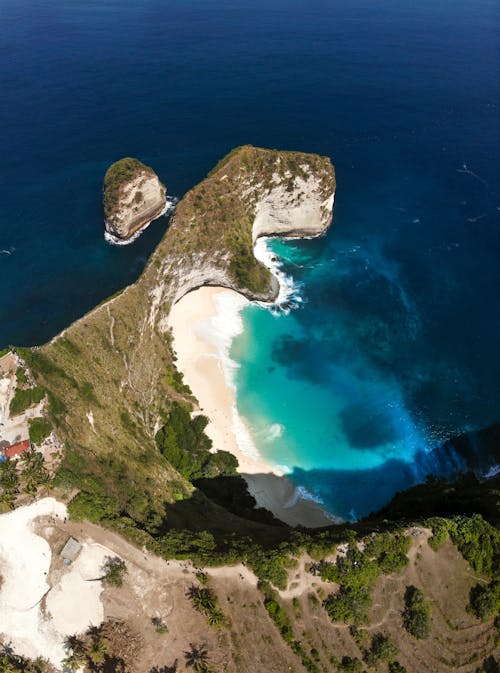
[33,517,498,673]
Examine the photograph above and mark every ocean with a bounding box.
[1,0,498,519]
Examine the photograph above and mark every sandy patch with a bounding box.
[168,286,332,528]
[46,542,113,636]
[0,498,113,667]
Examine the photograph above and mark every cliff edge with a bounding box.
[23,146,335,526]
[103,157,167,241]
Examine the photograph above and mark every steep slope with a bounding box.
[18,145,334,536]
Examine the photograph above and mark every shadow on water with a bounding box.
[286,423,500,521]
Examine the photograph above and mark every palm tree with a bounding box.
[63,634,86,656]
[61,651,86,672]
[184,643,209,671]
[87,636,107,664]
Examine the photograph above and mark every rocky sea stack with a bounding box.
[103,157,167,241]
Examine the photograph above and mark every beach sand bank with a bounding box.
[168,286,333,528]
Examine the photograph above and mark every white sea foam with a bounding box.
[483,464,500,479]
[265,423,284,442]
[104,196,177,246]
[253,237,304,314]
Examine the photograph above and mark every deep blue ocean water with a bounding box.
[1,0,498,519]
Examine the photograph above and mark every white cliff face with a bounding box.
[252,173,335,243]
[105,172,167,241]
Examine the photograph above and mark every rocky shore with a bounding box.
[103,157,167,241]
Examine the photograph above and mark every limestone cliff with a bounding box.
[28,146,335,520]
[103,157,167,240]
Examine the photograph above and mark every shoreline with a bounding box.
[168,283,334,528]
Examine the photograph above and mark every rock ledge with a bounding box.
[103,157,167,241]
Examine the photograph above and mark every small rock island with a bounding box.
[103,157,167,241]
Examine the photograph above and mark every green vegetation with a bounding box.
[323,584,373,625]
[389,663,408,673]
[427,516,450,551]
[28,417,52,445]
[187,583,229,628]
[0,650,49,673]
[363,632,398,667]
[258,580,320,673]
[0,449,49,504]
[9,386,45,416]
[338,656,363,673]
[103,157,154,218]
[320,532,412,626]
[0,460,19,510]
[364,531,411,573]
[101,556,127,587]
[468,581,500,621]
[402,586,432,639]
[155,402,237,480]
[15,366,28,385]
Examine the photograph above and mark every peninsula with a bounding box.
[1,146,498,673]
[33,145,336,528]
[103,157,167,241]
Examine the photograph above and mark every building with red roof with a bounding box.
[4,439,31,459]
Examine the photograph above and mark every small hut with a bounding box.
[60,536,82,564]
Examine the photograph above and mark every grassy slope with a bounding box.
[17,145,334,537]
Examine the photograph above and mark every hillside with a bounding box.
[15,145,335,543]
[3,146,498,672]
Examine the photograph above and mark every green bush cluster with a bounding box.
[258,580,320,673]
[187,584,229,628]
[427,516,451,551]
[363,632,398,666]
[28,417,52,445]
[15,366,28,385]
[101,556,127,587]
[321,544,379,624]
[323,585,373,625]
[403,586,431,639]
[468,581,500,621]
[364,531,410,574]
[9,386,45,416]
[103,157,152,218]
[450,514,499,577]
[338,656,363,673]
[155,403,237,480]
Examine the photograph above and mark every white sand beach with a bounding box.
[0,498,115,666]
[168,286,333,528]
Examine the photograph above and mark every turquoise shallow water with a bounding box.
[232,223,499,520]
[0,0,498,518]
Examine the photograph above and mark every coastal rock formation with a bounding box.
[103,157,167,241]
[31,146,335,528]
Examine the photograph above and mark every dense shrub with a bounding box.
[187,584,229,628]
[9,386,45,416]
[323,585,372,625]
[389,663,407,673]
[28,417,52,445]
[338,656,363,672]
[248,545,297,590]
[450,515,500,577]
[403,586,431,639]
[427,517,451,551]
[468,581,500,621]
[321,545,379,588]
[102,556,127,587]
[364,632,398,666]
[156,403,237,481]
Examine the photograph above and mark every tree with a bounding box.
[403,586,432,639]
[184,643,209,671]
[102,556,127,587]
[468,581,500,621]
